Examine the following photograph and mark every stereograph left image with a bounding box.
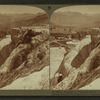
[0,5,49,90]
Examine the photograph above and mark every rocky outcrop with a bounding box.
[50,38,91,87]
[51,44,100,90]
[0,31,49,89]
[50,37,100,90]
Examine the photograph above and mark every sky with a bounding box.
[0,5,45,14]
[55,5,100,14]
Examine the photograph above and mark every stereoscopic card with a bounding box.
[0,2,99,96]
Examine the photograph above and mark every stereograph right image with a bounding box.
[50,5,100,90]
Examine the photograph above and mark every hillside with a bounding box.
[15,13,49,27]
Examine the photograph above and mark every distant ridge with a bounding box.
[0,12,49,29]
[51,11,100,28]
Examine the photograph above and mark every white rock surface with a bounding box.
[0,36,11,50]
[80,78,100,90]
[1,66,49,90]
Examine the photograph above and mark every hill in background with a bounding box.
[0,12,49,29]
[51,11,100,28]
